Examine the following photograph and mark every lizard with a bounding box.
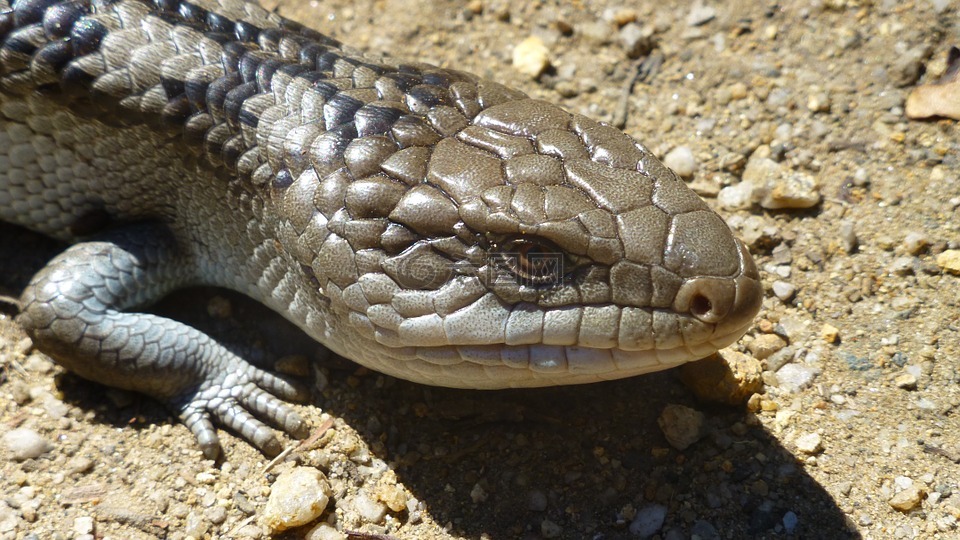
[0,0,763,458]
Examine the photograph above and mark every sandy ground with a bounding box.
[1,0,959,539]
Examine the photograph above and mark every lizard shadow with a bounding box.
[0,222,857,539]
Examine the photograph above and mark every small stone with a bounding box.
[890,45,932,87]
[894,372,917,390]
[512,36,550,79]
[936,250,960,275]
[260,467,332,533]
[690,520,720,540]
[629,504,667,537]
[776,364,820,393]
[717,182,754,211]
[579,20,613,45]
[73,516,94,536]
[838,220,858,253]
[663,146,696,179]
[678,350,763,405]
[204,505,227,526]
[806,90,831,112]
[782,511,799,534]
[469,483,488,503]
[795,432,823,454]
[540,518,562,538]
[351,492,387,524]
[306,523,347,540]
[658,404,705,451]
[736,215,781,250]
[889,485,925,512]
[618,22,653,59]
[747,334,787,360]
[528,490,548,512]
[903,231,929,255]
[3,428,53,461]
[890,256,916,276]
[686,0,716,26]
[821,324,840,344]
[742,153,821,210]
[772,280,796,301]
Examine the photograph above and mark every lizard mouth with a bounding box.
[399,319,755,389]
[327,241,762,389]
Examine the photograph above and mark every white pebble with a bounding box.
[717,182,754,211]
[260,467,331,533]
[350,492,387,524]
[306,523,347,540]
[795,432,823,454]
[772,281,796,301]
[663,146,697,179]
[629,504,667,537]
[3,428,53,461]
[902,231,929,255]
[512,36,550,79]
[73,516,95,536]
[742,153,821,209]
[776,364,820,393]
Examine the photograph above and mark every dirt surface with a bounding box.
[2,1,959,539]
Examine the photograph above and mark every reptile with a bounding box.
[0,0,763,459]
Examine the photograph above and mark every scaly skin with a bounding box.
[0,0,762,458]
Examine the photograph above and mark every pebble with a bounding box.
[936,250,960,275]
[795,432,823,455]
[838,221,858,253]
[744,158,821,210]
[690,519,720,540]
[894,372,917,390]
[772,280,796,301]
[806,90,831,113]
[3,428,53,461]
[578,20,612,45]
[350,492,387,524]
[528,490,548,512]
[678,350,763,405]
[890,44,932,87]
[782,511,799,534]
[889,256,916,276]
[306,523,347,540]
[619,22,653,59]
[889,484,925,512]
[747,334,787,360]
[717,181,754,211]
[73,516,94,536]
[540,518,563,538]
[686,0,716,26]
[658,404,705,450]
[663,146,696,179]
[776,364,820,393]
[512,36,550,79]
[734,215,781,249]
[821,324,840,344]
[765,346,795,373]
[741,148,819,205]
[629,504,667,537]
[902,231,929,255]
[260,467,332,533]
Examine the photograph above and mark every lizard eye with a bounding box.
[499,239,567,286]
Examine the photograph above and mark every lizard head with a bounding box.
[283,88,762,388]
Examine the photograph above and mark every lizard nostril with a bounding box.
[689,293,713,319]
[675,277,734,324]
